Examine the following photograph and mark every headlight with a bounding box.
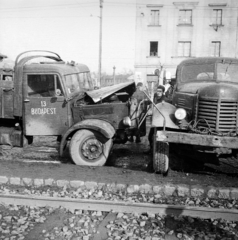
[175,108,187,120]
[123,116,131,126]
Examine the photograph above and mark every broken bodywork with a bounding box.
[0,50,141,167]
[152,57,238,174]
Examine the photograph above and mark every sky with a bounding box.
[0,0,136,74]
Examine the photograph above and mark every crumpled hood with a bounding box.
[86,81,135,103]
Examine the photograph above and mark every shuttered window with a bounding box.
[213,9,222,25]
[211,41,221,57]
[178,41,191,57]
[179,10,192,24]
[150,10,160,25]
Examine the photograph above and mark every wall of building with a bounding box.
[134,0,238,85]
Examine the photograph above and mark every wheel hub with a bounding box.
[82,138,103,160]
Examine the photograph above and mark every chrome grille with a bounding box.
[197,98,238,133]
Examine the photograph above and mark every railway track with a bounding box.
[0,193,237,221]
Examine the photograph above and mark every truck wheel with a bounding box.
[153,142,169,174]
[69,129,112,166]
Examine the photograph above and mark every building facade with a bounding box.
[134,0,238,85]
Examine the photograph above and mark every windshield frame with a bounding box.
[64,71,93,97]
[180,61,238,84]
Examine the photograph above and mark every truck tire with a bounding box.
[153,141,169,174]
[69,129,112,166]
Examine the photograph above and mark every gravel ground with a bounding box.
[0,185,238,211]
[0,134,238,239]
[0,175,238,240]
[0,185,238,239]
[0,203,237,240]
[0,135,238,190]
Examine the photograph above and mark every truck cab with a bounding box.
[23,62,93,136]
[0,50,138,166]
[152,57,238,174]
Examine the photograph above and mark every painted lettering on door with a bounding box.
[31,108,56,115]
[31,101,56,115]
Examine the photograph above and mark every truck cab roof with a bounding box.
[178,57,238,68]
[23,61,90,75]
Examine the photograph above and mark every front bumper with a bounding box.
[156,130,238,149]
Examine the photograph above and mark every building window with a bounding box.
[211,41,221,57]
[150,10,160,25]
[178,41,191,57]
[212,9,222,25]
[179,10,192,24]
[150,41,158,56]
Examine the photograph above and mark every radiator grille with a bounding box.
[197,98,238,133]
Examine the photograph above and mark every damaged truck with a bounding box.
[0,50,147,167]
[152,57,238,174]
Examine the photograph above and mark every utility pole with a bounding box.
[236,13,238,58]
[98,0,103,86]
[113,66,116,85]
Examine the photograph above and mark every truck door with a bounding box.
[24,74,68,135]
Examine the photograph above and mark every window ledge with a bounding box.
[171,56,194,58]
[147,25,161,27]
[146,56,160,58]
[209,24,224,27]
[177,23,193,27]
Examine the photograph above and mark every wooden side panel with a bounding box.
[0,80,14,119]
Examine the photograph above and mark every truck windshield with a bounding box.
[181,64,215,82]
[217,63,238,82]
[181,62,238,83]
[65,72,93,96]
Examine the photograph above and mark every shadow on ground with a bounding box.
[106,140,238,178]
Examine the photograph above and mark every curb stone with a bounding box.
[0,176,8,184]
[33,178,44,187]
[56,180,69,188]
[22,178,32,186]
[163,184,176,196]
[70,180,84,188]
[206,187,217,198]
[45,178,55,186]
[231,188,238,199]
[9,177,21,185]
[177,184,190,197]
[0,175,238,200]
[190,185,205,197]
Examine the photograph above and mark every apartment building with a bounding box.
[134,0,238,85]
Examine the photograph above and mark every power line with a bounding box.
[1,2,238,12]
[0,15,236,19]
[0,15,136,19]
[0,2,98,12]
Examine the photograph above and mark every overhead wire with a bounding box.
[0,1,238,12]
[0,2,98,12]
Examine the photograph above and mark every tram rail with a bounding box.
[0,193,237,221]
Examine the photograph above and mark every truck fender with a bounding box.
[151,101,179,129]
[59,119,115,156]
